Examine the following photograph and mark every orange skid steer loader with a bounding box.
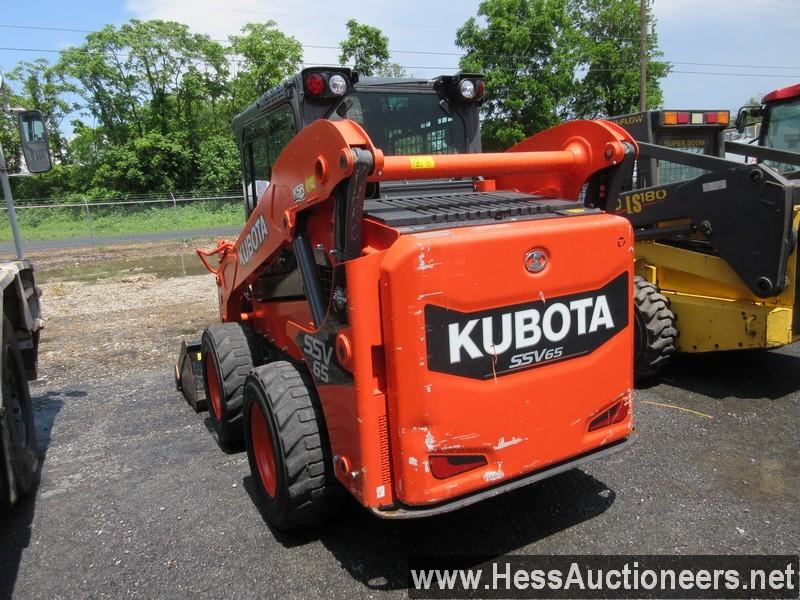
[176,69,638,530]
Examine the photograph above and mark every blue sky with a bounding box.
[1,0,799,120]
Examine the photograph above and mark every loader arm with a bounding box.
[204,118,637,323]
[586,141,800,298]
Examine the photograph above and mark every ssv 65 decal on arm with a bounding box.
[425,273,629,379]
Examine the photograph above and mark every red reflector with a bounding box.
[429,455,487,479]
[475,79,485,100]
[588,399,630,432]
[705,112,718,124]
[677,112,689,124]
[304,73,326,96]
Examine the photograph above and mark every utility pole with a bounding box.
[0,144,24,259]
[0,70,25,259]
[639,0,648,112]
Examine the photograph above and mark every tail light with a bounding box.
[475,79,485,100]
[660,111,730,127]
[429,454,487,479]
[588,395,631,431]
[304,73,326,96]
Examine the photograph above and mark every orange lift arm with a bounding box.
[201,118,636,322]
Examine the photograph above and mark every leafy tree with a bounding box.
[569,0,670,118]
[196,134,241,192]
[90,130,194,193]
[456,0,579,150]
[59,20,232,141]
[229,22,303,105]
[338,20,406,77]
[4,18,296,199]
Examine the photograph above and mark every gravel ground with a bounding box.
[0,246,797,599]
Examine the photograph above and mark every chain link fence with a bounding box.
[0,190,245,252]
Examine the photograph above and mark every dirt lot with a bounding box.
[0,241,798,599]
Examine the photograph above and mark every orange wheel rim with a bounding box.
[205,355,222,420]
[250,401,277,497]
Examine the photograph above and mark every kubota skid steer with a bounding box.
[177,68,638,530]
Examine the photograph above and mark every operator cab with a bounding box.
[233,67,484,217]
[758,83,800,174]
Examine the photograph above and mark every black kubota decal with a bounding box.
[425,272,629,380]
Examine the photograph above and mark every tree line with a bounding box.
[1,0,668,200]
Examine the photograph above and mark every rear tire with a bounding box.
[201,322,262,447]
[1,317,38,505]
[633,276,678,381]
[243,361,332,531]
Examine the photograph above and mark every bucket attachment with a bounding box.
[175,339,207,412]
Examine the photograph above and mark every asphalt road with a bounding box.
[0,227,240,256]
[1,331,798,597]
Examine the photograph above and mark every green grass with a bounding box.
[0,201,244,242]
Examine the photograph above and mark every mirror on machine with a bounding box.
[735,105,763,134]
[17,110,53,174]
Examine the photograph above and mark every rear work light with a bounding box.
[436,73,485,105]
[328,74,348,96]
[429,454,487,479]
[302,69,354,98]
[459,79,476,99]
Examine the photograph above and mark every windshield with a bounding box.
[763,98,800,173]
[332,91,467,155]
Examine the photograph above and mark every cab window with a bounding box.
[242,105,297,207]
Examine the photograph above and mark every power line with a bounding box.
[4,44,800,75]
[0,21,654,46]
[3,23,797,69]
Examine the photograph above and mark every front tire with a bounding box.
[243,361,332,531]
[201,322,262,447]
[1,317,38,505]
[633,276,678,381]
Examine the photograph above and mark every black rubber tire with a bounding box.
[243,361,332,531]
[1,317,38,505]
[201,322,262,447]
[633,276,678,381]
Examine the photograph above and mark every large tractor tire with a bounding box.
[633,276,678,381]
[1,317,38,506]
[243,361,332,531]
[201,322,262,447]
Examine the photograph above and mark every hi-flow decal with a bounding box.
[238,215,269,266]
[425,273,628,379]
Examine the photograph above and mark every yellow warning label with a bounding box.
[564,208,586,213]
[304,174,316,192]
[409,156,435,169]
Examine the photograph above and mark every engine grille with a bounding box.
[363,191,587,229]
